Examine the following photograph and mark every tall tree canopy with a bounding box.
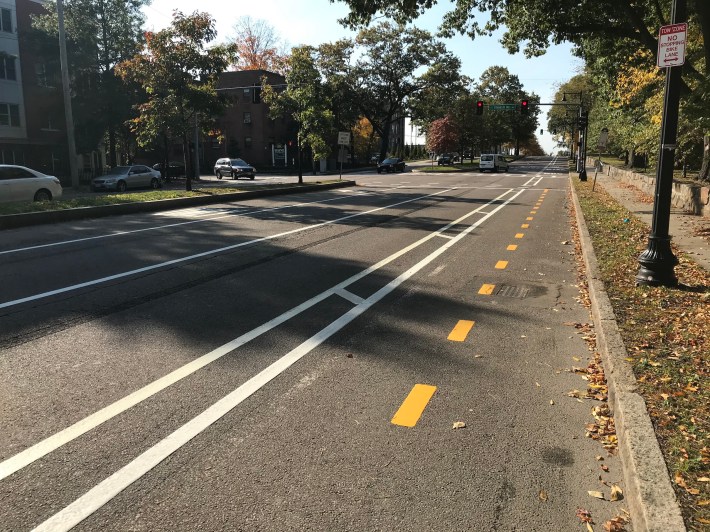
[228,16,288,74]
[32,0,148,165]
[116,11,236,191]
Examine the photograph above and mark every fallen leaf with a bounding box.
[698,499,710,506]
[346,353,354,358]
[595,456,604,461]
[588,490,605,500]
[452,421,466,429]
[539,490,548,501]
[587,524,594,532]
[576,508,593,523]
[573,356,582,362]
[536,382,541,387]
[610,485,623,501]
[474,355,483,358]
[601,465,610,472]
[550,400,555,405]
[697,477,710,482]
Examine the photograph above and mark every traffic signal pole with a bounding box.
[636,0,685,287]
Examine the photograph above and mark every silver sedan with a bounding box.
[91,165,162,192]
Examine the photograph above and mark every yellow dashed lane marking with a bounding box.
[521,224,529,229]
[507,245,518,251]
[495,260,508,270]
[479,284,496,295]
[515,233,524,239]
[391,384,437,428]
[530,210,537,214]
[526,217,534,221]
[448,320,475,342]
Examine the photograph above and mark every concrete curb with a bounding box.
[0,181,356,231]
[569,174,686,531]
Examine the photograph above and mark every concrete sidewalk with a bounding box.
[589,168,710,273]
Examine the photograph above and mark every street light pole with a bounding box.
[57,0,79,190]
[636,0,686,287]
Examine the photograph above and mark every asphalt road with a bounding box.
[0,156,628,531]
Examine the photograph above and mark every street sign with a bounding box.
[488,104,517,111]
[337,131,350,145]
[597,128,609,150]
[657,23,687,68]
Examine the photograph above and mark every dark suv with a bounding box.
[214,158,256,180]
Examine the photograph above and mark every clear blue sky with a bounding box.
[142,0,583,153]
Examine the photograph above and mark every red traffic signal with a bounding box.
[476,100,484,115]
[521,100,529,114]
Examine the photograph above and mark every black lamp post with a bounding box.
[636,0,685,287]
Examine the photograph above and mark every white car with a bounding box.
[0,164,63,203]
[479,154,510,172]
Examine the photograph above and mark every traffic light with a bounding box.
[521,100,529,114]
[476,100,484,115]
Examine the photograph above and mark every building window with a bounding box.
[252,86,261,104]
[0,103,20,127]
[243,88,251,101]
[244,136,252,148]
[35,63,54,87]
[0,56,16,80]
[1,8,12,33]
[243,112,251,124]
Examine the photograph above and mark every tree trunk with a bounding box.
[700,135,710,182]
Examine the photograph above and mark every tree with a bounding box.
[262,46,334,183]
[116,11,236,191]
[426,116,459,156]
[319,22,461,162]
[228,16,288,74]
[32,0,148,167]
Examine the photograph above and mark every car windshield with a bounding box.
[231,159,248,166]
[382,158,397,163]
[104,166,130,176]
[481,155,493,161]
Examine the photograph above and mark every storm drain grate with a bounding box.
[496,285,530,299]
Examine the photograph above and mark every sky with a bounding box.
[141,0,584,153]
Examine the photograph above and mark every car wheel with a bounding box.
[231,171,236,179]
[34,189,52,202]
[150,177,161,189]
[250,175,255,180]
[216,171,222,179]
[117,180,127,192]
[377,169,382,174]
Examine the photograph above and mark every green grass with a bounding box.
[573,177,710,531]
[0,181,341,216]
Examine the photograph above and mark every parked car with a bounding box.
[376,157,406,173]
[91,165,162,192]
[152,161,185,179]
[0,164,63,203]
[214,158,256,180]
[437,154,455,166]
[479,154,510,172]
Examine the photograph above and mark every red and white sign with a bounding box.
[657,23,687,68]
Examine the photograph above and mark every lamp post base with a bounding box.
[636,235,678,286]
[579,169,587,181]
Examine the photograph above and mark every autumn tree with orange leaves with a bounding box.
[229,17,288,74]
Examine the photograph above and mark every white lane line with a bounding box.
[435,233,455,240]
[0,189,453,310]
[32,187,525,532]
[0,191,390,256]
[0,187,518,480]
[333,288,365,305]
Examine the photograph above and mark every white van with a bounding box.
[479,154,510,172]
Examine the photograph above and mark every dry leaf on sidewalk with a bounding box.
[452,421,466,429]
[588,490,605,500]
[610,485,623,501]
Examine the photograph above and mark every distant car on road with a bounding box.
[214,158,256,180]
[0,164,63,202]
[91,165,162,192]
[376,157,406,173]
[479,154,510,172]
[437,154,455,166]
[152,161,185,179]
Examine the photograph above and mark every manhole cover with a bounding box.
[496,285,530,299]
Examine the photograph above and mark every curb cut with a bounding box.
[569,174,686,531]
[0,181,356,231]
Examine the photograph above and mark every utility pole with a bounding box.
[57,0,79,190]
[636,0,686,286]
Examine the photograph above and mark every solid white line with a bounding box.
[0,187,518,481]
[435,233,455,240]
[0,191,385,256]
[0,189,453,310]
[33,187,525,532]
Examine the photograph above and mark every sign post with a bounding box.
[337,131,350,180]
[637,1,686,286]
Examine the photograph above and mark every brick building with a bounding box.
[0,0,69,177]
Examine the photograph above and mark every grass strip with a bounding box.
[574,177,710,530]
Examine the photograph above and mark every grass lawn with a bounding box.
[0,181,341,216]
[573,177,710,530]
